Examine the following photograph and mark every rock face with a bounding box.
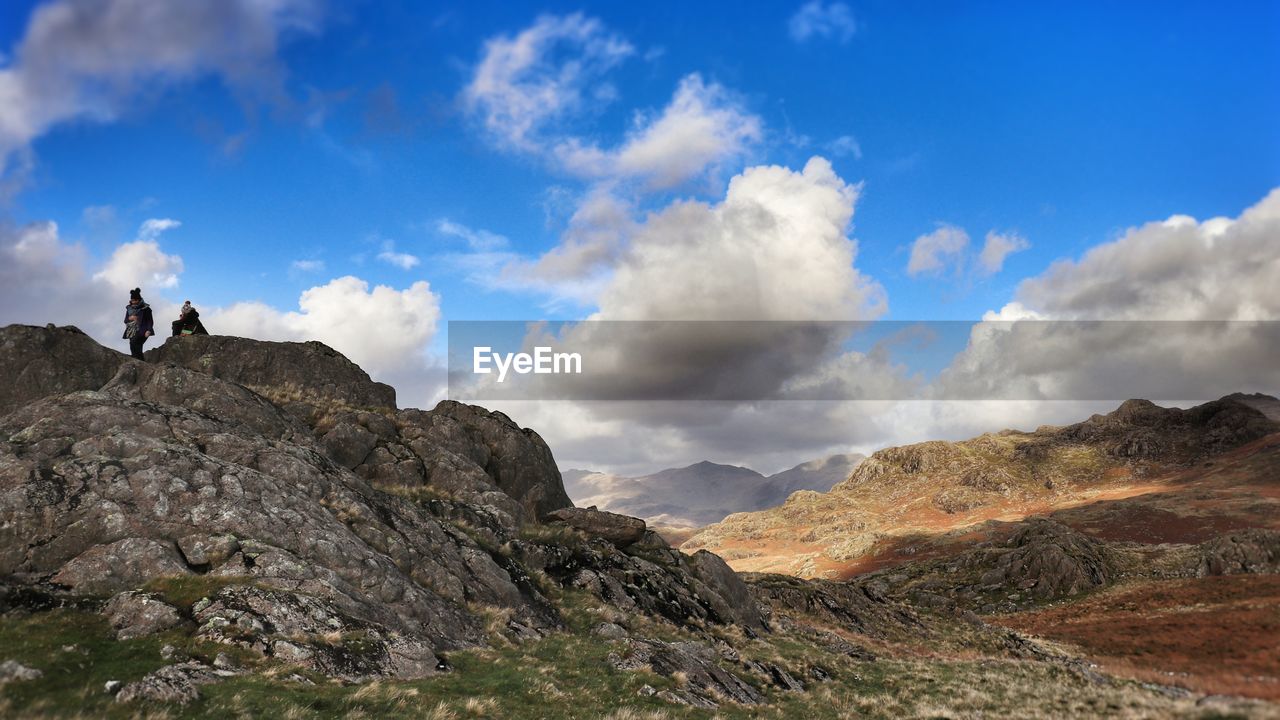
[0,324,765,689]
[0,325,127,416]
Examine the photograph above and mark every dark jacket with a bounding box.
[172,308,209,336]
[123,302,154,339]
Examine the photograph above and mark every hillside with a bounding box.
[685,396,1280,578]
[565,454,864,529]
[0,325,1276,717]
[683,395,1280,699]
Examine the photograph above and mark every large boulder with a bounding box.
[145,334,396,411]
[686,549,763,630]
[103,590,184,639]
[0,324,127,417]
[544,507,646,547]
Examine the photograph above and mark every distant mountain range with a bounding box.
[562,453,865,528]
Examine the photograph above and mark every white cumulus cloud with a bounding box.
[555,74,762,190]
[462,13,633,152]
[906,224,969,277]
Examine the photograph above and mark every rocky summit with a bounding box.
[0,325,1277,718]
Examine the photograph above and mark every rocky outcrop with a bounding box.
[0,324,126,416]
[686,549,763,629]
[512,531,766,633]
[1198,529,1280,576]
[396,401,573,520]
[145,334,397,410]
[192,585,441,680]
[688,395,1279,578]
[0,324,770,689]
[846,520,1113,614]
[970,520,1111,600]
[1064,397,1278,460]
[610,638,765,708]
[746,573,926,639]
[544,507,647,547]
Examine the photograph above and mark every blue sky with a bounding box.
[5,0,1276,323]
[1,0,1278,472]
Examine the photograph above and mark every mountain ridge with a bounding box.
[564,453,865,529]
[686,393,1280,578]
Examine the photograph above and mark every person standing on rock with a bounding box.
[123,288,154,360]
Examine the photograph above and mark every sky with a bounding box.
[1,0,1278,475]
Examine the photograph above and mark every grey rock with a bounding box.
[591,622,628,639]
[145,334,397,410]
[160,644,185,661]
[103,591,183,639]
[115,661,223,705]
[51,538,191,595]
[322,420,379,469]
[0,324,126,417]
[743,660,805,691]
[104,680,123,694]
[176,534,240,568]
[397,401,573,520]
[544,507,646,548]
[608,637,764,707]
[0,360,555,650]
[974,520,1110,600]
[1198,529,1280,576]
[0,659,42,682]
[687,549,764,630]
[747,573,925,640]
[193,584,440,680]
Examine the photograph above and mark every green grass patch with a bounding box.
[142,575,257,610]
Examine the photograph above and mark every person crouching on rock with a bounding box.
[123,287,154,360]
[171,300,209,337]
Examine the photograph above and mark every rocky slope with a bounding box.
[1,325,1275,717]
[0,327,780,701]
[564,453,864,529]
[685,395,1280,578]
